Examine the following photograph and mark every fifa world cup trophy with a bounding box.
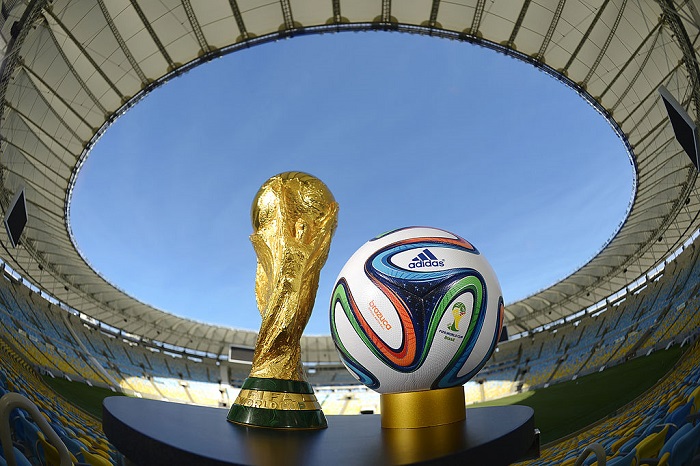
[227,172,338,429]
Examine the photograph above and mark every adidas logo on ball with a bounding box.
[408,248,445,268]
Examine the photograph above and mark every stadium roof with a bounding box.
[0,0,698,358]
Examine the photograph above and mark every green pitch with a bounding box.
[42,376,125,421]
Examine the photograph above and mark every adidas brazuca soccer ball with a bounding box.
[330,226,504,394]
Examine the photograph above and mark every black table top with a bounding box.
[103,396,538,466]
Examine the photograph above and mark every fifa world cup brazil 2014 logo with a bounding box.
[447,302,467,332]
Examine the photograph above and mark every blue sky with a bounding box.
[69,31,635,335]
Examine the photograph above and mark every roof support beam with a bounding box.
[19,64,94,134]
[381,0,391,23]
[582,0,628,88]
[279,0,296,30]
[428,0,440,27]
[129,0,176,72]
[505,0,531,49]
[181,0,211,53]
[563,0,610,74]
[600,21,662,103]
[469,0,486,35]
[11,76,83,148]
[33,247,84,262]
[24,200,64,226]
[0,157,63,211]
[659,0,700,119]
[534,0,566,62]
[30,220,65,238]
[42,8,123,101]
[4,103,75,169]
[631,114,672,150]
[96,0,149,87]
[228,0,250,40]
[2,119,70,183]
[612,54,660,117]
[0,1,46,126]
[331,0,342,23]
[40,18,108,116]
[621,61,683,128]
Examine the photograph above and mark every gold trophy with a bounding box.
[227,172,338,429]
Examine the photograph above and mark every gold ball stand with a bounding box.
[380,385,466,429]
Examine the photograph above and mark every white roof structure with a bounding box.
[0,0,698,358]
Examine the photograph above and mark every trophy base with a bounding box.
[380,385,466,429]
[227,377,327,430]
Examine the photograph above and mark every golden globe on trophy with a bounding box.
[227,171,338,430]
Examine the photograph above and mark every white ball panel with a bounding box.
[333,300,413,394]
[337,265,404,350]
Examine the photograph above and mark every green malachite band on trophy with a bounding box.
[227,403,327,429]
[228,377,327,429]
[241,377,315,394]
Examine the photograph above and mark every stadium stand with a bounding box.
[0,234,699,464]
[0,338,119,465]
[517,338,700,466]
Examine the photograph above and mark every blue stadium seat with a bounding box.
[582,453,601,466]
[60,434,86,463]
[617,436,642,456]
[602,435,622,454]
[655,422,692,465]
[11,414,42,463]
[665,402,694,429]
[667,421,700,466]
[9,407,28,427]
[607,449,637,466]
[0,446,32,466]
[50,421,68,438]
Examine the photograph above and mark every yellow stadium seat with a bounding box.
[37,436,60,466]
[611,435,634,454]
[80,448,112,466]
[657,451,671,466]
[636,424,671,465]
[89,438,110,454]
[37,436,77,466]
[667,400,684,413]
[690,386,700,412]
